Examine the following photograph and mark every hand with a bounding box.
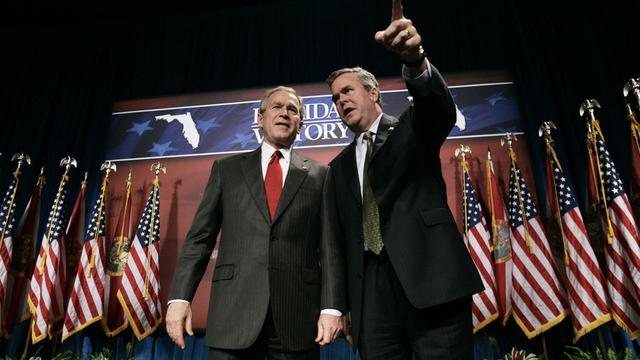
[374,0,425,67]
[341,313,353,346]
[165,302,194,349]
[315,314,342,346]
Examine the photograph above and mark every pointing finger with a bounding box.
[391,0,404,21]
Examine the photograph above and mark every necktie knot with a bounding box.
[363,131,375,148]
[271,150,282,163]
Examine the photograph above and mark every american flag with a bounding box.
[463,169,499,332]
[102,176,132,337]
[507,157,568,338]
[545,144,611,342]
[62,187,107,341]
[28,179,68,344]
[117,184,162,340]
[588,127,640,339]
[487,150,513,324]
[626,104,640,198]
[63,180,87,300]
[0,179,18,331]
[3,173,44,338]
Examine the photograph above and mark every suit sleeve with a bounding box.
[319,166,347,312]
[168,160,223,302]
[404,64,457,153]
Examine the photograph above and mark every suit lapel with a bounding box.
[272,150,308,223]
[240,148,271,224]
[340,141,362,204]
[372,113,399,159]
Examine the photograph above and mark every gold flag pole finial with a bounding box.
[623,77,640,109]
[11,152,31,178]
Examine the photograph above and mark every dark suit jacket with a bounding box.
[329,66,483,346]
[169,148,346,351]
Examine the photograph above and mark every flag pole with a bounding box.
[20,318,33,360]
[455,145,472,241]
[0,153,30,249]
[502,133,533,253]
[38,157,76,274]
[541,333,549,360]
[539,122,570,265]
[486,149,497,252]
[144,162,165,299]
[87,162,116,277]
[581,101,615,244]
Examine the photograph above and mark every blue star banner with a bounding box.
[106,82,521,161]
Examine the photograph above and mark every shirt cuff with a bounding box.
[402,62,433,98]
[168,299,190,305]
[320,309,342,317]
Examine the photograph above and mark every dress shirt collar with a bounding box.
[357,112,384,146]
[261,141,292,163]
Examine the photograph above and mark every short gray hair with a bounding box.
[258,86,305,119]
[325,67,381,104]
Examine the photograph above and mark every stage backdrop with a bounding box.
[105,71,533,330]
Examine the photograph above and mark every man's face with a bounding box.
[258,90,303,149]
[330,72,380,133]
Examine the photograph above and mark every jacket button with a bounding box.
[270,235,277,242]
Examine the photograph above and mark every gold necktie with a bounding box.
[362,131,383,254]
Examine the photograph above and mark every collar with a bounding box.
[357,112,383,146]
[261,141,292,162]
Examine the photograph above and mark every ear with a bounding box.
[257,112,264,128]
[297,121,304,134]
[370,87,380,102]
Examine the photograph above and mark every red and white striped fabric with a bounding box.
[0,179,18,332]
[507,159,568,338]
[62,190,107,341]
[545,148,611,342]
[487,151,513,325]
[28,185,68,344]
[3,174,44,338]
[589,130,640,339]
[463,169,499,332]
[117,185,162,340]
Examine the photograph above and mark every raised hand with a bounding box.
[374,0,426,69]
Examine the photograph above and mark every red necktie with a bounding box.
[265,150,283,219]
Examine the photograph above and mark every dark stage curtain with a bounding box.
[0,0,638,358]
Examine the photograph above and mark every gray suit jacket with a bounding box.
[169,147,345,351]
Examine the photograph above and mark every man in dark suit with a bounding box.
[165,86,346,359]
[326,6,483,360]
